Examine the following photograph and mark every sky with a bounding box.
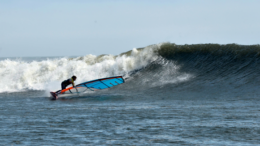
[0,0,260,57]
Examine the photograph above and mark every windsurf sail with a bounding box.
[52,76,125,97]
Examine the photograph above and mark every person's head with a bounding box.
[72,75,77,81]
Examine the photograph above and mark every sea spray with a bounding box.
[0,44,160,92]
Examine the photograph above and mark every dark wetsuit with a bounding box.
[61,78,74,90]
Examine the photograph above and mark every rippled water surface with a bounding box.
[1,91,259,145]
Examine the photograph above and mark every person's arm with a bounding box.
[70,79,75,87]
[70,80,79,95]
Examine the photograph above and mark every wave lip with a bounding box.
[158,43,260,59]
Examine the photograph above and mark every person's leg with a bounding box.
[61,83,67,90]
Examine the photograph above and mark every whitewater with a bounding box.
[0,43,260,145]
[0,44,162,93]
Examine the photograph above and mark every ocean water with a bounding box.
[0,43,260,145]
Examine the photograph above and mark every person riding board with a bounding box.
[61,75,77,90]
[50,75,78,99]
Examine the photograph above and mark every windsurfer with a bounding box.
[61,75,77,90]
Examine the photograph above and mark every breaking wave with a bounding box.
[1,42,260,99]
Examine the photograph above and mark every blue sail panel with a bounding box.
[77,76,124,90]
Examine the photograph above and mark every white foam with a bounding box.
[150,62,194,87]
[0,44,160,93]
